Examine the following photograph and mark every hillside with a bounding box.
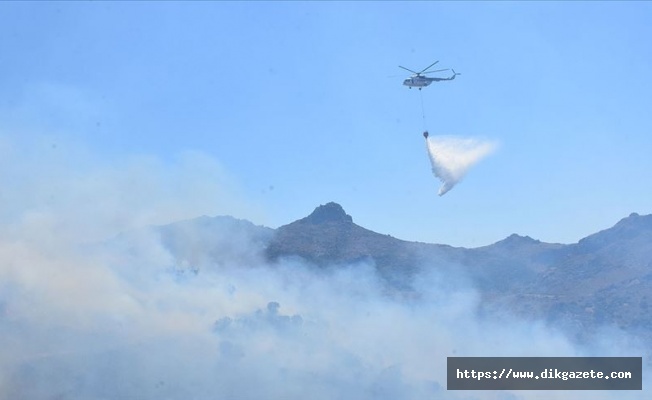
[153,202,652,337]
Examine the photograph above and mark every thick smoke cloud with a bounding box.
[0,135,647,400]
[425,135,497,196]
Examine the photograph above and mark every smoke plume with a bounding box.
[425,135,497,196]
[0,134,647,400]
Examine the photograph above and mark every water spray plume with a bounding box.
[425,135,497,196]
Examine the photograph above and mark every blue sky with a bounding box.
[1,2,651,247]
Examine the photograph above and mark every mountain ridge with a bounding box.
[150,202,652,338]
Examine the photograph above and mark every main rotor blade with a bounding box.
[398,65,418,74]
[422,68,450,74]
[418,61,439,74]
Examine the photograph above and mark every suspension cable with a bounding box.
[419,89,428,132]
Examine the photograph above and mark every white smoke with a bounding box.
[0,134,648,400]
[425,135,497,196]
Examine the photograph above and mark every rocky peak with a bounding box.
[578,212,652,248]
[492,233,540,248]
[301,202,353,225]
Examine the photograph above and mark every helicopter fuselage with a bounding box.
[403,76,433,88]
[403,74,455,89]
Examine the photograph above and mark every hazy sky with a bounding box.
[2,2,651,247]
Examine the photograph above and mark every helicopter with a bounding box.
[399,61,460,90]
